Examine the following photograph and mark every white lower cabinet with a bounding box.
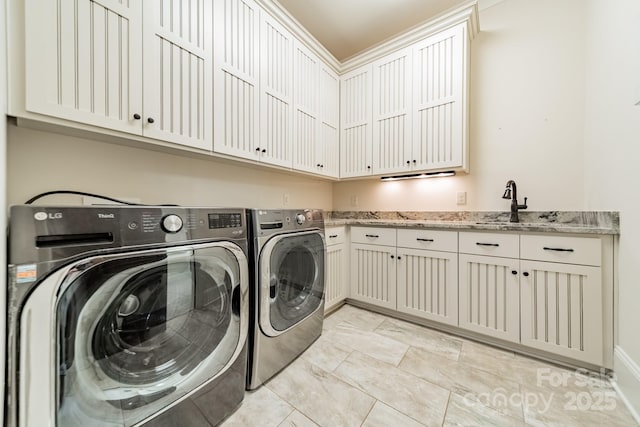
[350,243,397,310]
[340,226,612,368]
[325,226,348,312]
[457,231,609,366]
[458,254,520,343]
[520,260,603,366]
[397,248,458,325]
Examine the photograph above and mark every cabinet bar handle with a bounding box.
[329,235,338,238]
[476,242,499,247]
[543,247,574,252]
[416,238,434,242]
[365,234,379,238]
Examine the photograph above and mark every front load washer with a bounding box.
[6,205,249,427]
[246,209,325,390]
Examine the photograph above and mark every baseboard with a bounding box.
[612,346,640,424]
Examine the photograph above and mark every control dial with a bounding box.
[295,213,306,225]
[161,214,183,233]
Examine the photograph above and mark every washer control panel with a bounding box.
[9,206,248,265]
[208,212,243,229]
[161,214,184,233]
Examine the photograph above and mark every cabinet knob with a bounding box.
[317,163,321,167]
[390,255,395,259]
[406,160,410,165]
[511,270,518,275]
[523,272,530,277]
[147,117,155,124]
[320,164,324,168]
[397,256,402,260]
[367,166,371,170]
[413,160,417,164]
[133,113,141,120]
[256,147,261,152]
[262,149,266,153]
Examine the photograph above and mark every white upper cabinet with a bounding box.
[24,0,214,151]
[341,21,470,178]
[143,0,213,150]
[258,12,294,168]
[292,41,320,173]
[340,65,374,178]
[317,65,340,178]
[25,0,144,135]
[412,23,467,171]
[17,0,475,178]
[213,0,260,159]
[372,47,413,175]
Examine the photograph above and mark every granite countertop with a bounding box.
[324,211,619,235]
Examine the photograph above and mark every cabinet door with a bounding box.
[143,0,213,150]
[350,243,396,310]
[412,23,466,170]
[25,0,143,134]
[459,254,520,343]
[520,260,603,365]
[397,248,458,326]
[372,47,413,174]
[317,65,340,178]
[213,0,260,159]
[325,243,348,312]
[292,41,320,173]
[340,65,373,177]
[259,13,293,167]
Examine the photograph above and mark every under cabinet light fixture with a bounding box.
[380,171,456,181]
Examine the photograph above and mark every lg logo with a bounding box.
[34,212,63,221]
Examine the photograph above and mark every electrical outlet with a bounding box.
[283,193,290,206]
[350,195,359,207]
[456,191,467,205]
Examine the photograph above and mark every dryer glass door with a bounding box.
[53,243,246,427]
[261,231,325,334]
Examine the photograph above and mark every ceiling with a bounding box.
[277,0,470,61]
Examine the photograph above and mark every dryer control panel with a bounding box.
[253,209,324,237]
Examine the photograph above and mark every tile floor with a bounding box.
[222,305,638,427]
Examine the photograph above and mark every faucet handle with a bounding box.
[520,197,528,210]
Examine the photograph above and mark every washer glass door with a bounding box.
[54,243,246,427]
[261,231,325,334]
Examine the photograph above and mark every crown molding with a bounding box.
[255,0,342,73]
[256,0,479,75]
[340,1,479,73]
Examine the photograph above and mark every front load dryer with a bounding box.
[6,206,250,427]
[246,209,326,390]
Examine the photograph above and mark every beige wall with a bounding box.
[333,0,586,211]
[6,123,333,209]
[584,0,640,417]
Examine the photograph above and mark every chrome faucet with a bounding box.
[502,180,528,222]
